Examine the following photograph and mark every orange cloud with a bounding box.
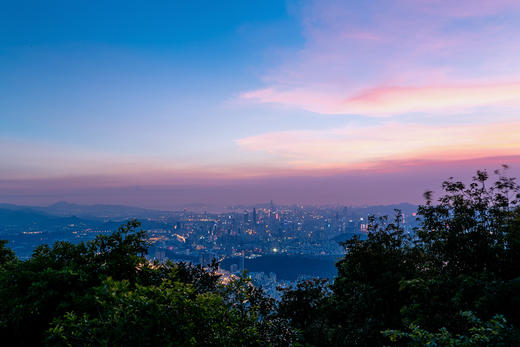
[236,121,520,169]
[343,83,520,115]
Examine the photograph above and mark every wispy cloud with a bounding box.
[237,121,520,169]
[242,82,520,116]
[241,0,520,116]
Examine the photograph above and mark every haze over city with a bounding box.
[2,0,520,209]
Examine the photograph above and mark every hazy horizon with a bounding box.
[2,157,518,210]
[0,198,419,212]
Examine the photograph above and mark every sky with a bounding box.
[1,0,520,209]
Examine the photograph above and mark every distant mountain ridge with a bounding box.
[0,207,89,230]
[0,201,170,221]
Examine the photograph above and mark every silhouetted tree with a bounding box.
[0,240,16,267]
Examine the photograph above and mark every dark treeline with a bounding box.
[1,168,519,346]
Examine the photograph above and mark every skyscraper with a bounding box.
[239,250,245,272]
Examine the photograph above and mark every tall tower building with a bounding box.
[239,250,245,272]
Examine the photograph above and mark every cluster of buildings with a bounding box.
[150,203,366,261]
[147,202,417,292]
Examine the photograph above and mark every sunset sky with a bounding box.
[2,0,520,208]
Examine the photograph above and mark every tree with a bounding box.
[0,240,16,267]
[0,220,151,344]
[383,311,520,346]
[329,212,420,345]
[47,278,262,346]
[277,278,332,345]
[402,168,520,332]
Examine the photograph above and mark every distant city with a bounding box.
[0,200,418,297]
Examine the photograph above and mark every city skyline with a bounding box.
[2,0,520,208]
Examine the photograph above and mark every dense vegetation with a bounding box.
[1,168,519,346]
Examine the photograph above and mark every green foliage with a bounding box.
[0,219,151,344]
[47,278,261,346]
[402,168,520,333]
[383,311,519,346]
[331,213,421,345]
[417,168,520,278]
[0,239,16,267]
[277,278,332,345]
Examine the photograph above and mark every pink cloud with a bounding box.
[342,82,520,115]
[242,81,520,116]
[241,0,520,116]
[237,121,520,169]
